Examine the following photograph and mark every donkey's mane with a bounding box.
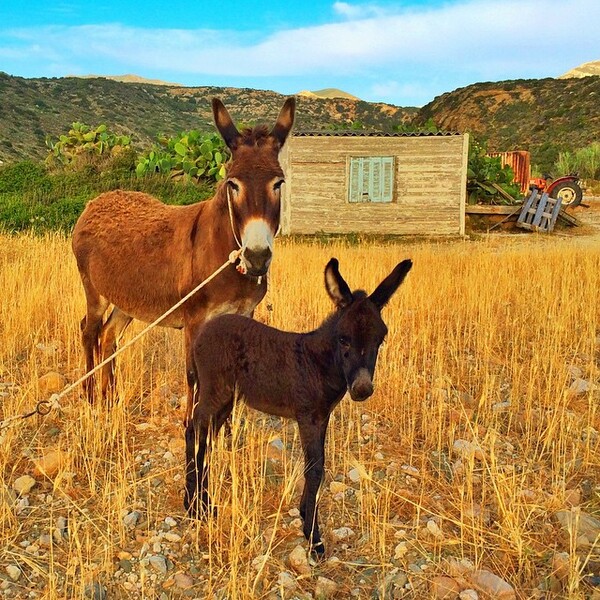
[312,290,370,335]
[239,125,271,147]
[352,290,368,301]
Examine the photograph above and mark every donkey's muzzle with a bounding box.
[349,369,374,402]
[243,246,272,276]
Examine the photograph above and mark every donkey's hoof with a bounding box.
[184,496,216,520]
[310,541,326,559]
[186,504,213,520]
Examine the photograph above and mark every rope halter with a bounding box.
[226,184,249,277]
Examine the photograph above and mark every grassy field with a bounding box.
[0,233,599,599]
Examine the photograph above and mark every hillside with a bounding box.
[0,73,414,163]
[559,60,600,78]
[1,73,598,172]
[416,76,600,171]
[70,74,184,86]
[298,88,360,100]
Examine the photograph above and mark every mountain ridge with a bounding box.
[0,73,415,163]
[0,72,598,172]
[297,88,360,100]
[68,73,184,86]
[559,60,600,79]
[415,76,600,170]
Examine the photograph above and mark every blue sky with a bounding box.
[1,0,598,107]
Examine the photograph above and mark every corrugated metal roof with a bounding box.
[292,130,461,137]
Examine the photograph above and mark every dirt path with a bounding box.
[558,195,600,245]
[573,195,600,230]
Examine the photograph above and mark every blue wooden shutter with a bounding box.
[348,156,394,203]
[380,157,394,203]
[348,157,362,203]
[370,158,382,202]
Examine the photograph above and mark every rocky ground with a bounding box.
[2,206,600,599]
[2,373,600,599]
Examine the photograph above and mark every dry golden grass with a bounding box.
[0,232,599,599]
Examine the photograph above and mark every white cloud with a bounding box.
[333,2,364,19]
[1,0,598,104]
[332,1,389,20]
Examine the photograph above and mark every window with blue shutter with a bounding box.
[348,157,394,203]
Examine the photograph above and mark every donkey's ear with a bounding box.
[212,98,242,151]
[324,258,353,309]
[270,97,296,149]
[369,259,413,310]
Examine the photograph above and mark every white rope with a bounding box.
[64,249,243,399]
[227,186,244,250]
[2,183,283,428]
[0,248,243,426]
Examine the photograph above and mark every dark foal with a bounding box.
[185,257,412,556]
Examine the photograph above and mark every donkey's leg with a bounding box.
[213,398,234,437]
[98,307,133,400]
[184,409,211,517]
[183,325,200,427]
[298,415,330,557]
[184,395,234,518]
[182,313,214,425]
[79,277,109,403]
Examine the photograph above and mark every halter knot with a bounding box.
[228,249,242,264]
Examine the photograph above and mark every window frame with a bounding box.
[347,156,395,204]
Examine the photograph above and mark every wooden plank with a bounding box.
[466,205,521,215]
[292,163,460,207]
[289,202,461,235]
[518,222,535,231]
[290,136,465,165]
[516,191,564,232]
[531,192,550,228]
[557,209,581,226]
[490,182,518,204]
[517,189,539,227]
[459,133,469,236]
[280,144,292,235]
[546,196,561,232]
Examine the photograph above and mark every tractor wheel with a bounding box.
[550,181,583,208]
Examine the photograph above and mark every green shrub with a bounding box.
[467,141,522,204]
[574,142,600,180]
[393,118,439,134]
[551,142,600,180]
[0,194,32,230]
[0,161,50,193]
[555,151,577,176]
[534,143,560,176]
[136,131,228,184]
[45,122,132,170]
[0,156,216,234]
[1,194,88,232]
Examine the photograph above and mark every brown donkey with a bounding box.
[72,97,295,414]
[186,257,413,556]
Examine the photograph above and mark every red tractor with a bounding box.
[529,174,584,208]
[489,152,585,209]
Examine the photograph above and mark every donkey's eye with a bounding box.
[227,180,240,193]
[338,336,351,348]
[273,179,285,192]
